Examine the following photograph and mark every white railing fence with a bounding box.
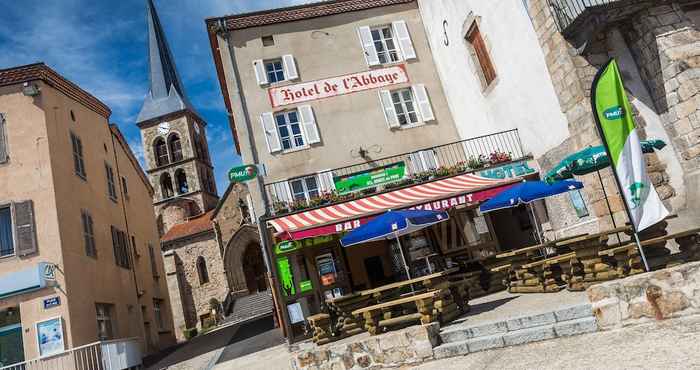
[0,337,141,370]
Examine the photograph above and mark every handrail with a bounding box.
[546,0,622,33]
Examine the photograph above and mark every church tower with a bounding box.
[138,0,218,235]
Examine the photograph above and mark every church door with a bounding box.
[243,244,268,293]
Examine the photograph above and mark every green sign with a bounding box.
[334,162,406,194]
[228,164,258,183]
[299,280,313,293]
[277,257,295,296]
[274,235,338,255]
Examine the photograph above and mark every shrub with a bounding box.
[183,327,198,340]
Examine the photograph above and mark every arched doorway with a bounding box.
[243,243,268,293]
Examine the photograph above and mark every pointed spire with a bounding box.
[137,0,197,123]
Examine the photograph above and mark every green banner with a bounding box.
[591,59,668,232]
[274,235,338,255]
[334,162,406,194]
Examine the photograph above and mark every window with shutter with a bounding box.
[466,23,497,88]
[317,170,336,194]
[274,110,306,151]
[271,181,293,205]
[358,26,380,66]
[409,150,439,174]
[105,163,117,201]
[71,132,86,179]
[253,59,269,85]
[411,84,435,122]
[264,59,286,83]
[260,112,282,153]
[298,105,320,145]
[282,55,299,81]
[378,90,400,129]
[392,21,416,60]
[0,113,7,164]
[13,200,37,257]
[369,26,400,64]
[290,176,320,205]
[0,205,14,257]
[82,209,97,258]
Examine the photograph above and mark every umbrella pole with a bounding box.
[394,232,413,290]
[596,169,623,246]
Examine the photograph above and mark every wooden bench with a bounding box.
[307,313,333,345]
[521,252,576,269]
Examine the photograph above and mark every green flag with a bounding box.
[591,59,668,232]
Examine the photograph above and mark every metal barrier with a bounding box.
[546,0,620,32]
[0,337,141,370]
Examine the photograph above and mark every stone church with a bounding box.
[136,0,270,341]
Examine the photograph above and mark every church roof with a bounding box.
[137,0,198,124]
[161,210,215,243]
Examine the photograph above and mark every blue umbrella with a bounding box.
[341,209,449,280]
[480,180,584,244]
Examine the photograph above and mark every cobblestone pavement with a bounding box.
[413,315,700,370]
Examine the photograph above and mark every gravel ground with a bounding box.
[413,315,700,370]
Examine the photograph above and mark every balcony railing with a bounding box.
[546,0,620,34]
[264,129,529,217]
[0,337,141,370]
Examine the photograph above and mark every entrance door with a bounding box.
[0,324,24,367]
[363,256,386,288]
[243,244,268,293]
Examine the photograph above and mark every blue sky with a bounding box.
[0,0,309,194]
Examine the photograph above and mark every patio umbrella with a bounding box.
[479,180,584,243]
[340,209,449,280]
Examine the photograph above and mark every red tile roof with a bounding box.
[0,63,111,118]
[162,210,215,243]
[207,0,415,31]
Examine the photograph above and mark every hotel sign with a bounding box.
[269,65,409,108]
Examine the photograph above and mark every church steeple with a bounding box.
[137,0,197,123]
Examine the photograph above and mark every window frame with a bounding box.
[390,88,421,127]
[71,132,87,180]
[168,134,183,162]
[465,22,498,89]
[154,137,169,167]
[105,163,118,201]
[81,209,97,258]
[289,175,321,205]
[197,256,210,285]
[0,204,15,258]
[370,25,401,65]
[95,303,115,341]
[274,110,306,152]
[264,59,286,84]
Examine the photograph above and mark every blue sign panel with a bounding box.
[43,296,61,309]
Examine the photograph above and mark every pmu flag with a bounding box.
[591,59,668,231]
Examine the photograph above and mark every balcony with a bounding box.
[264,129,531,217]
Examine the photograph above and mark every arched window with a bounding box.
[169,134,183,162]
[175,170,188,194]
[154,138,169,167]
[197,256,209,285]
[161,173,174,199]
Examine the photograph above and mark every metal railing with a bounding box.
[264,129,528,216]
[0,337,141,370]
[546,0,620,32]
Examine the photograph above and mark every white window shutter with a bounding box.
[420,150,439,170]
[272,181,293,204]
[260,112,281,153]
[357,26,380,66]
[412,84,435,122]
[378,90,400,129]
[253,59,268,85]
[298,105,320,145]
[282,55,299,81]
[317,170,336,193]
[408,152,425,174]
[392,20,416,60]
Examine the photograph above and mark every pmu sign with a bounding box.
[229,164,258,183]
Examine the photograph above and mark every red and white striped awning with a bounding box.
[268,173,512,234]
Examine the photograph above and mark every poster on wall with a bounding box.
[36,317,65,357]
[287,303,304,324]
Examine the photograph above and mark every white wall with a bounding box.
[417,0,569,158]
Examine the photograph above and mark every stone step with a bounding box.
[225,291,274,325]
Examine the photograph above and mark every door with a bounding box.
[363,256,386,288]
[0,324,24,367]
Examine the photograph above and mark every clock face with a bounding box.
[157,122,170,135]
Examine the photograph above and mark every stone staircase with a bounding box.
[225,290,274,325]
[434,303,597,359]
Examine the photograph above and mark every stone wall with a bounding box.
[588,261,700,329]
[290,323,440,370]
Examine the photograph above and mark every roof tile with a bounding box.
[161,210,215,243]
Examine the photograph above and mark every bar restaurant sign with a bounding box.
[269,65,409,108]
[334,162,406,195]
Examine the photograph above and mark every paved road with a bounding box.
[215,316,285,364]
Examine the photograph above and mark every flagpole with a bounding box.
[590,58,650,272]
[595,167,623,246]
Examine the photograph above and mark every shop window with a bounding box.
[153,300,164,330]
[95,303,115,340]
[466,23,497,88]
[169,134,183,162]
[154,138,169,167]
[81,209,97,258]
[0,205,13,257]
[105,163,117,201]
[290,175,320,204]
[197,256,209,285]
[71,132,86,179]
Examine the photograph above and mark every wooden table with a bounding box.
[359,267,459,301]
[324,293,372,339]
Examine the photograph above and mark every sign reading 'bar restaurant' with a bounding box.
[269,65,409,108]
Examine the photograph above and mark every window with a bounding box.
[121,177,129,199]
[161,173,174,199]
[105,163,117,201]
[197,256,209,285]
[148,243,159,278]
[169,134,183,162]
[175,170,188,194]
[0,205,13,257]
[290,175,320,204]
[371,26,400,64]
[265,60,285,83]
[466,23,497,87]
[0,113,8,164]
[70,110,76,122]
[81,210,97,258]
[71,132,86,179]
[154,138,169,167]
[275,111,305,151]
[153,300,164,329]
[131,235,139,258]
[391,88,419,126]
[262,35,275,46]
[95,303,114,340]
[111,226,130,269]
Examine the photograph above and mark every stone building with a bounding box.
[0,62,175,365]
[138,0,269,342]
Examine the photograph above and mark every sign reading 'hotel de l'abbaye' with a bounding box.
[269,65,409,108]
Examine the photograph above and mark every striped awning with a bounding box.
[268,173,511,234]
